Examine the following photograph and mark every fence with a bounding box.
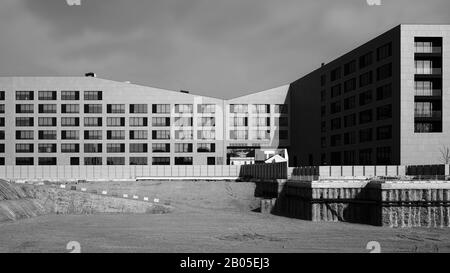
[0,165,242,180]
[239,162,288,180]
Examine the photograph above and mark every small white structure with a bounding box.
[81,188,87,192]
[154,198,160,203]
[133,195,139,199]
[143,197,149,201]
[102,191,107,195]
[123,194,128,198]
[60,184,66,189]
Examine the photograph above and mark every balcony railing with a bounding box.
[415,46,442,54]
[414,89,442,96]
[415,68,442,75]
[414,110,442,118]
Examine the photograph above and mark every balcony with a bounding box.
[414,89,442,97]
[414,110,441,118]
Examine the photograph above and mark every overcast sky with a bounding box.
[0,0,448,99]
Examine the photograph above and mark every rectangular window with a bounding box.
[359,52,373,69]
[376,84,392,100]
[330,67,341,81]
[330,101,341,114]
[197,104,216,114]
[198,117,215,127]
[84,157,102,165]
[376,63,392,81]
[175,143,193,153]
[84,144,102,153]
[359,109,373,124]
[359,90,372,106]
[0,91,5,100]
[175,157,193,165]
[84,104,102,113]
[359,128,373,143]
[175,104,193,113]
[331,84,341,98]
[38,91,57,100]
[129,104,148,114]
[330,118,341,130]
[16,117,34,126]
[376,125,392,140]
[107,130,125,140]
[230,117,248,126]
[377,43,392,61]
[84,117,102,127]
[16,157,34,165]
[16,104,34,114]
[415,60,433,75]
[61,117,79,127]
[107,157,125,165]
[107,143,125,153]
[129,117,147,127]
[61,130,79,140]
[253,130,270,140]
[84,130,102,140]
[344,60,356,76]
[229,104,248,114]
[197,143,215,153]
[61,104,80,113]
[129,130,148,140]
[61,91,79,100]
[174,117,193,127]
[252,117,270,127]
[229,130,248,140]
[321,74,326,86]
[152,104,170,114]
[38,144,57,153]
[252,104,270,114]
[38,117,57,126]
[152,130,170,140]
[16,130,34,140]
[344,78,357,93]
[152,117,170,127]
[38,104,57,113]
[107,104,125,114]
[152,157,170,165]
[16,91,34,100]
[376,147,391,165]
[175,130,193,140]
[359,149,372,165]
[376,105,392,120]
[130,157,148,165]
[107,117,125,127]
[84,91,102,100]
[344,96,356,110]
[129,143,148,153]
[359,71,373,87]
[152,143,170,153]
[16,144,34,153]
[197,130,216,140]
[344,132,356,145]
[61,144,80,153]
[343,151,356,165]
[330,134,341,147]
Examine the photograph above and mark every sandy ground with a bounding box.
[0,180,450,253]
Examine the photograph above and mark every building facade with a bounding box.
[0,77,289,166]
[289,24,450,166]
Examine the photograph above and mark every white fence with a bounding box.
[0,165,242,180]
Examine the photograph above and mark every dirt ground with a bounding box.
[0,180,450,253]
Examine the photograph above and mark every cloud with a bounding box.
[0,0,448,98]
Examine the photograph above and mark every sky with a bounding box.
[0,0,449,99]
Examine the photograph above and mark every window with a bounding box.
[198,117,215,127]
[61,144,79,153]
[129,143,148,153]
[175,130,193,140]
[152,143,170,153]
[197,104,215,113]
[38,144,56,153]
[197,143,215,153]
[321,74,326,86]
[84,157,102,165]
[343,151,356,165]
[107,143,125,153]
[274,117,288,127]
[377,125,392,140]
[414,102,434,117]
[38,117,57,126]
[16,91,34,100]
[0,91,4,100]
[344,60,356,76]
[274,104,288,114]
[377,105,392,120]
[129,117,147,127]
[0,104,4,114]
[331,84,341,98]
[0,118,4,127]
[376,147,391,164]
[16,157,34,165]
[129,104,147,114]
[84,144,102,153]
[377,43,392,61]
[107,157,125,165]
[107,117,125,127]
[61,117,79,127]
[344,78,356,93]
[175,157,193,165]
[197,130,215,140]
[330,134,341,147]
[330,152,341,165]
[70,157,80,165]
[0,131,4,140]
[252,130,270,140]
[84,91,102,100]
[376,84,392,100]
[330,67,341,81]
[359,110,373,124]
[84,130,102,140]
[330,101,341,114]
[107,104,125,114]
[152,104,170,114]
[376,63,392,81]
[16,104,34,113]
[359,128,372,143]
[61,130,79,140]
[152,117,170,127]
[321,137,326,148]
[229,104,248,114]
[415,123,436,133]
[415,81,434,96]
[16,130,34,140]
[38,91,57,100]
[330,118,341,130]
[175,104,193,113]
[16,144,34,153]
[152,157,170,165]
[359,71,373,87]
[230,117,248,126]
[152,130,170,140]
[252,117,270,127]
[130,157,148,165]
[84,117,102,127]
[129,130,148,140]
[84,104,102,113]
[359,90,372,106]
[344,96,356,110]
[359,52,373,68]
[359,149,372,165]
[415,60,433,74]
[321,90,326,102]
[61,104,79,113]
[175,143,193,153]
[107,130,125,140]
[253,104,270,114]
[174,117,193,126]
[229,130,248,140]
[0,145,4,153]
[344,132,356,145]
[61,91,79,100]
[16,117,34,126]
